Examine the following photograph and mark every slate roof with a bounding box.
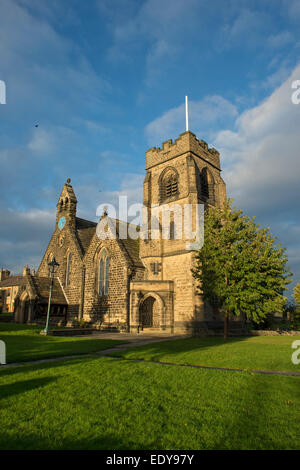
[110,218,142,267]
[75,217,97,255]
[0,275,26,288]
[0,273,67,305]
[31,276,68,305]
[74,216,142,267]
[121,237,141,267]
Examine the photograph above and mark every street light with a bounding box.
[41,256,60,336]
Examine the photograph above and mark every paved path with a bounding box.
[1,333,300,377]
[0,334,188,369]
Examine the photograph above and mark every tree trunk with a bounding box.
[224,311,229,339]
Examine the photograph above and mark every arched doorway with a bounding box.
[139,296,155,328]
[15,291,29,323]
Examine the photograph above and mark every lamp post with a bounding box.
[42,256,60,336]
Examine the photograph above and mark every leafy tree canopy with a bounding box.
[293,283,300,314]
[193,200,292,331]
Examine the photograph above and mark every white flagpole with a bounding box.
[185,95,189,131]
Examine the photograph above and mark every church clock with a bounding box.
[58,216,66,230]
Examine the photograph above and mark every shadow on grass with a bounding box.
[0,355,298,450]
[1,333,126,364]
[0,376,60,401]
[114,336,249,361]
[0,323,41,333]
[0,356,97,378]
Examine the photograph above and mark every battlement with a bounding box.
[146,131,220,170]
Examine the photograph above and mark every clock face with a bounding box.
[58,216,66,230]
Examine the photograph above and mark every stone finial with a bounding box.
[22,265,30,277]
[100,206,108,220]
[66,178,71,185]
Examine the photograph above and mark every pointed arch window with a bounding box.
[200,168,209,199]
[104,257,109,295]
[99,258,104,295]
[98,249,110,296]
[65,252,71,286]
[160,168,179,202]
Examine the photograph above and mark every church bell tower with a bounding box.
[56,178,77,230]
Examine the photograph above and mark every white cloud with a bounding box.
[213,63,300,290]
[76,173,144,223]
[0,0,107,123]
[102,0,209,85]
[84,120,111,134]
[0,207,55,274]
[145,62,300,290]
[28,128,56,154]
[27,125,80,155]
[220,8,271,50]
[145,95,238,146]
[267,31,294,48]
[285,0,300,20]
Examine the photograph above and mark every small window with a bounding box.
[169,221,175,240]
[150,262,161,275]
[65,252,71,286]
[98,249,110,296]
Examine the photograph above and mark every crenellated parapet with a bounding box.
[146,131,220,170]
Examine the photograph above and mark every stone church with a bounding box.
[13,130,226,333]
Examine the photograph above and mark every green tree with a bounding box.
[292,284,300,318]
[193,200,292,338]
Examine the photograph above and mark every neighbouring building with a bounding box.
[0,268,27,313]
[10,131,228,333]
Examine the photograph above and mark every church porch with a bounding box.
[129,280,174,333]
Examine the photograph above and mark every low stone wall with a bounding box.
[50,328,100,336]
[249,330,300,336]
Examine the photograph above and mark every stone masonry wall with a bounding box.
[37,227,83,321]
[82,234,130,327]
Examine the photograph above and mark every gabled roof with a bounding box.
[113,218,143,268]
[74,215,143,267]
[75,217,97,254]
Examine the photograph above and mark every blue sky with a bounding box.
[0,0,300,296]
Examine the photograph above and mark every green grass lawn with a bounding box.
[0,356,299,450]
[113,336,300,372]
[0,323,127,363]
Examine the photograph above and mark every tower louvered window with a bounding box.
[161,169,178,202]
